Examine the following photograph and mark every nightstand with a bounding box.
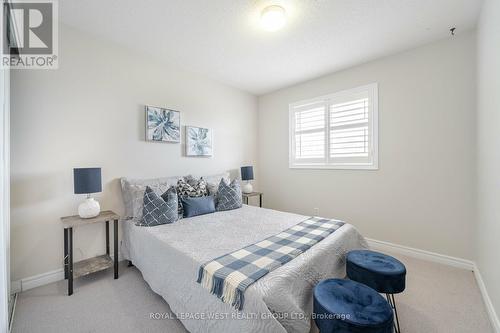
[60,210,120,295]
[242,192,263,207]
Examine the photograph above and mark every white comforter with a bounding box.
[122,205,367,333]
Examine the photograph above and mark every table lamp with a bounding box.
[74,167,102,218]
[241,166,254,194]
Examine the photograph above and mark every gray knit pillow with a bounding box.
[138,186,178,226]
[216,179,242,211]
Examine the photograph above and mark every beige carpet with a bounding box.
[12,253,493,333]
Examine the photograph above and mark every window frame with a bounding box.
[289,83,379,170]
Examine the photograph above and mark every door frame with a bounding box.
[0,65,10,333]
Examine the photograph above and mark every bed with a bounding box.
[121,204,368,333]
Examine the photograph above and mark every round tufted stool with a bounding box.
[313,278,394,333]
[346,249,407,333]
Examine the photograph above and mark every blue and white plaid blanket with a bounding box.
[197,217,345,310]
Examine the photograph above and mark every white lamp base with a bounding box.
[242,182,253,194]
[78,197,101,218]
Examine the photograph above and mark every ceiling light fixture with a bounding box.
[260,5,286,32]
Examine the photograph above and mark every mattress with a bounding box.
[121,205,368,333]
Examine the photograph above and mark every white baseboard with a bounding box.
[366,238,498,332]
[473,264,500,333]
[10,269,64,293]
[366,238,474,270]
[20,268,64,292]
[10,281,21,294]
[11,252,125,293]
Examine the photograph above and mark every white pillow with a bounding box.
[198,172,230,196]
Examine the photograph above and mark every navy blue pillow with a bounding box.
[181,196,215,218]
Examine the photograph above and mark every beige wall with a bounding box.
[258,32,476,260]
[10,20,483,292]
[10,25,258,281]
[477,0,500,322]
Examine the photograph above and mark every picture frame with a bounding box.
[185,126,213,157]
[145,105,181,143]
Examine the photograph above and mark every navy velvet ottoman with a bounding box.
[313,279,394,333]
[347,249,406,333]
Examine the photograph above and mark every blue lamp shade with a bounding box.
[241,166,254,181]
[73,168,102,194]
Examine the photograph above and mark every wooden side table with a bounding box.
[242,192,263,207]
[60,210,120,296]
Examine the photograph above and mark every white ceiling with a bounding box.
[60,0,483,95]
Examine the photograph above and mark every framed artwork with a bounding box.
[186,126,213,157]
[145,105,181,143]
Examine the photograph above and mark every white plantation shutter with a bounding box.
[292,102,326,163]
[329,98,370,161]
[289,84,378,169]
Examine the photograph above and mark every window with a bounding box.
[289,83,378,169]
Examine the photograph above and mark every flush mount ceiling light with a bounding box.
[260,5,287,31]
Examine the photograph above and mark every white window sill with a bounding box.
[289,164,379,170]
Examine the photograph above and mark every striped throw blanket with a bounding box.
[197,217,345,310]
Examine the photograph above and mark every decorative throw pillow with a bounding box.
[184,175,200,187]
[216,179,242,211]
[206,183,218,197]
[176,177,208,216]
[202,173,229,194]
[181,196,216,218]
[120,176,180,220]
[137,186,178,226]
